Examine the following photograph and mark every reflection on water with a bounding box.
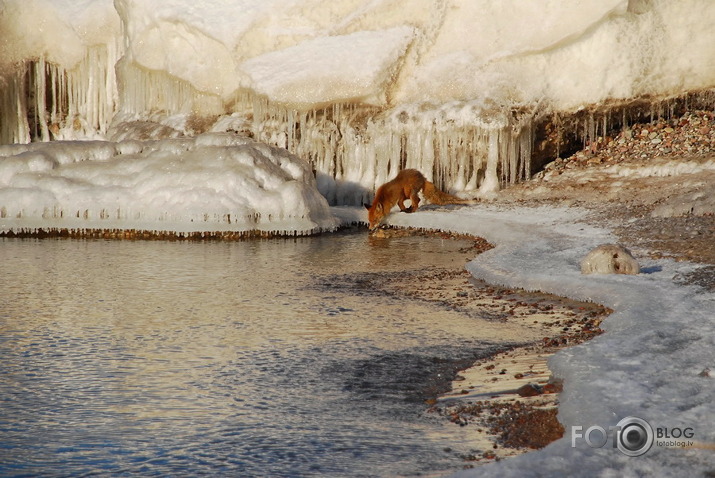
[1,231,529,477]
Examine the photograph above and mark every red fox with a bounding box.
[364,169,475,230]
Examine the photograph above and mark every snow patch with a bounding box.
[608,157,715,178]
[652,186,715,217]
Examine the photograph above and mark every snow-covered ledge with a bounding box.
[0,134,339,237]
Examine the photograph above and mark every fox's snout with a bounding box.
[367,216,381,230]
[365,202,385,230]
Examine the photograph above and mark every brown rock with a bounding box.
[516,383,543,397]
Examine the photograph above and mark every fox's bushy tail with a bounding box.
[423,181,476,205]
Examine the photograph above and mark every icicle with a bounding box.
[226,91,541,204]
[116,58,223,121]
[36,57,50,141]
[481,130,500,192]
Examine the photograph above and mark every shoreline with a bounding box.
[432,284,609,466]
[366,226,612,467]
[369,111,713,471]
[370,194,714,476]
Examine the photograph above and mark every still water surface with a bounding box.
[1,231,529,477]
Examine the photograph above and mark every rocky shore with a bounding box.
[375,107,713,468]
[426,274,610,466]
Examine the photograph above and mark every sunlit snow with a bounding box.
[0,134,338,235]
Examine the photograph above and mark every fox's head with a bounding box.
[364,202,385,230]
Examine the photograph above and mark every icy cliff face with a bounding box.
[1,0,714,200]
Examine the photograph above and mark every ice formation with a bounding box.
[580,244,640,275]
[0,134,339,236]
[1,0,714,205]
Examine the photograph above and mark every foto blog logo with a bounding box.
[571,416,654,457]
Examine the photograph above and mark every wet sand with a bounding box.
[432,280,609,465]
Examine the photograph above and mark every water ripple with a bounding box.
[1,233,520,476]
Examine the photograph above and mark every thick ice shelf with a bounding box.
[2,0,713,196]
[0,134,339,236]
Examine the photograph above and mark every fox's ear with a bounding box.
[364,203,371,210]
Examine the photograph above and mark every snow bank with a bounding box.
[0,134,339,235]
[366,204,714,477]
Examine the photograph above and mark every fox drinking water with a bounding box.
[364,169,475,230]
